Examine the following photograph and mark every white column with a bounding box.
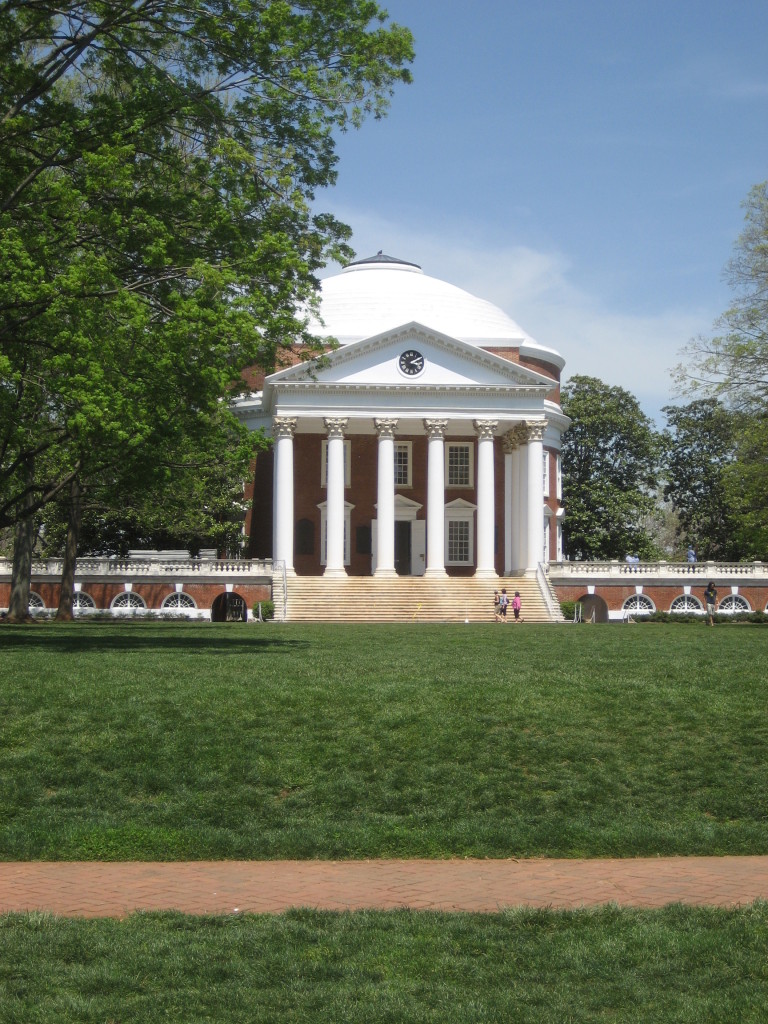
[502,430,516,576]
[424,419,448,577]
[525,420,546,572]
[474,419,498,577]
[272,416,297,575]
[324,417,348,577]
[374,418,398,577]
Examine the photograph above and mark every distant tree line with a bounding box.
[562,182,768,563]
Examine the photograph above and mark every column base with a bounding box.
[374,567,398,578]
[323,566,348,578]
[424,567,448,578]
[473,568,499,579]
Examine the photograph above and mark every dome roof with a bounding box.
[309,254,564,367]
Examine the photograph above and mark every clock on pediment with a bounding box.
[398,349,425,377]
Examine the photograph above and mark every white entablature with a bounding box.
[235,322,568,442]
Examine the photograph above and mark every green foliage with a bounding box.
[561,376,662,560]
[1,622,766,860]
[253,599,275,620]
[661,399,741,560]
[559,599,577,620]
[0,1,414,533]
[723,414,768,559]
[2,906,768,1022]
[676,181,768,414]
[674,183,768,559]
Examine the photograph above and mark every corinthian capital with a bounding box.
[423,418,448,439]
[324,417,348,439]
[374,417,398,439]
[524,419,547,443]
[272,416,297,439]
[473,419,498,440]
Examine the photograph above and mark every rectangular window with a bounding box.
[543,451,550,498]
[321,440,351,487]
[556,454,562,500]
[394,441,412,487]
[447,520,471,563]
[446,443,473,487]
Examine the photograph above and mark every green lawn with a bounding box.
[2,905,767,1022]
[1,621,766,860]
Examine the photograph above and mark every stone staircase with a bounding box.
[281,575,558,623]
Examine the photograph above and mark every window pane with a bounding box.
[448,520,470,562]
[394,444,409,485]
[448,445,470,486]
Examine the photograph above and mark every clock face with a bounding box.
[398,349,425,376]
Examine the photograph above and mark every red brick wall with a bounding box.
[0,581,270,614]
[552,582,768,614]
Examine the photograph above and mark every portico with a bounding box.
[238,255,569,585]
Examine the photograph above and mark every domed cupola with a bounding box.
[310,254,564,373]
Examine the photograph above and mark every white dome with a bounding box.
[309,255,563,366]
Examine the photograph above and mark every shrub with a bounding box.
[253,599,275,621]
[559,600,577,621]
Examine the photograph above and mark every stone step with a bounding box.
[282,577,555,623]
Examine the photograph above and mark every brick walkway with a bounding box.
[2,857,767,918]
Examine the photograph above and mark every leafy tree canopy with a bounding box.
[561,375,662,561]
[661,399,741,561]
[675,181,768,412]
[673,182,768,561]
[0,0,414,530]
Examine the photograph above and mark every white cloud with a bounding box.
[323,208,717,421]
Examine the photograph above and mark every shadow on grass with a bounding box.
[0,623,310,654]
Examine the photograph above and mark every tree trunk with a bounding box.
[56,477,82,621]
[7,506,36,623]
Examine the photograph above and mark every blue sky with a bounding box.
[318,0,768,421]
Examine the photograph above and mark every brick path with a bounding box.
[2,857,767,918]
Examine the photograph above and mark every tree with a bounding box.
[661,399,741,560]
[674,182,768,559]
[560,376,662,561]
[676,182,768,412]
[0,2,414,618]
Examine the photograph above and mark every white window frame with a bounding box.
[444,498,476,565]
[670,594,704,614]
[161,592,198,610]
[719,594,751,614]
[321,439,351,487]
[110,592,147,611]
[621,594,655,616]
[394,441,412,487]
[445,442,474,488]
[318,500,353,566]
[543,450,550,498]
[556,454,563,500]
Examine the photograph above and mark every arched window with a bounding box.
[110,592,147,611]
[161,592,197,610]
[622,594,655,616]
[670,594,703,614]
[28,592,45,613]
[73,592,96,612]
[719,594,751,614]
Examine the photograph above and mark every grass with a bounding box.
[0,621,766,860]
[2,905,768,1022]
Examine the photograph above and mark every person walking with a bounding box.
[511,590,522,622]
[704,582,718,626]
[498,588,509,622]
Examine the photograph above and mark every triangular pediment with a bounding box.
[266,323,551,391]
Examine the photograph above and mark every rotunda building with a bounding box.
[238,254,568,584]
